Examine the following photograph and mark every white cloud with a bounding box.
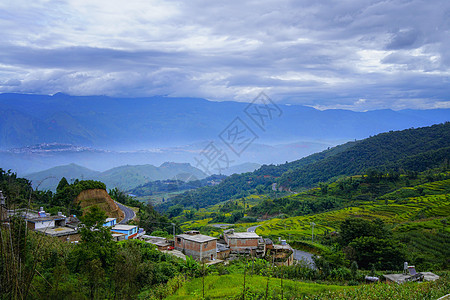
[0,0,449,110]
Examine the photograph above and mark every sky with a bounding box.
[0,0,449,111]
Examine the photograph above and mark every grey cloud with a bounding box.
[0,0,448,110]
[386,29,420,50]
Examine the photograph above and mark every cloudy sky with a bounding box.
[0,0,449,110]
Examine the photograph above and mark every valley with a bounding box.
[2,122,449,299]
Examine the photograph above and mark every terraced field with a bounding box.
[256,179,450,239]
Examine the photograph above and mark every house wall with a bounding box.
[228,238,259,251]
[29,220,55,230]
[175,238,217,261]
[111,226,138,239]
[217,249,231,260]
[104,219,117,227]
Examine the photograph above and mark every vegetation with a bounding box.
[169,274,348,299]
[160,122,450,211]
[317,272,449,300]
[129,174,226,197]
[2,123,450,299]
[1,207,186,299]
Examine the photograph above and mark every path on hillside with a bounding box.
[247,225,261,232]
[116,201,136,224]
[293,249,315,268]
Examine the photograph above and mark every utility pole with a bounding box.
[172,223,176,243]
[310,222,315,242]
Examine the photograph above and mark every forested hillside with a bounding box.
[278,122,450,189]
[159,123,450,211]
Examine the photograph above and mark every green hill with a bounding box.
[255,172,450,269]
[278,122,450,189]
[97,162,207,191]
[159,123,450,211]
[25,163,100,191]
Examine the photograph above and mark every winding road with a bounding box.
[115,201,136,224]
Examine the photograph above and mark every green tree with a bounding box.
[56,177,69,193]
[348,236,405,270]
[339,217,388,246]
[70,207,116,273]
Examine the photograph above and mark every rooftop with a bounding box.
[384,272,440,283]
[35,226,77,236]
[217,242,230,252]
[273,244,293,250]
[227,232,259,239]
[177,233,217,243]
[27,216,66,222]
[112,224,137,231]
[105,217,116,222]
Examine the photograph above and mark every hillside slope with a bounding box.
[75,188,124,221]
[278,122,450,189]
[160,123,450,210]
[256,174,450,269]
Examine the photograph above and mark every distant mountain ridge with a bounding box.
[25,162,208,191]
[0,93,449,149]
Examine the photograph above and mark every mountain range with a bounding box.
[1,93,449,149]
[25,162,209,191]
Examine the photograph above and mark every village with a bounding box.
[4,201,295,267]
[2,192,441,286]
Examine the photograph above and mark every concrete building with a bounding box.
[111,224,139,240]
[103,218,117,227]
[224,230,259,252]
[174,231,217,262]
[35,226,80,242]
[26,215,66,230]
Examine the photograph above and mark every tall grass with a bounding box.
[167,274,349,299]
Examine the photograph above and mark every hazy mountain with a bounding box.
[0,140,341,175]
[25,162,208,191]
[1,93,449,149]
[222,163,261,175]
[96,162,207,191]
[25,163,100,191]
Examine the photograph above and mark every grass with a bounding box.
[167,273,450,300]
[318,272,449,300]
[167,274,349,299]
